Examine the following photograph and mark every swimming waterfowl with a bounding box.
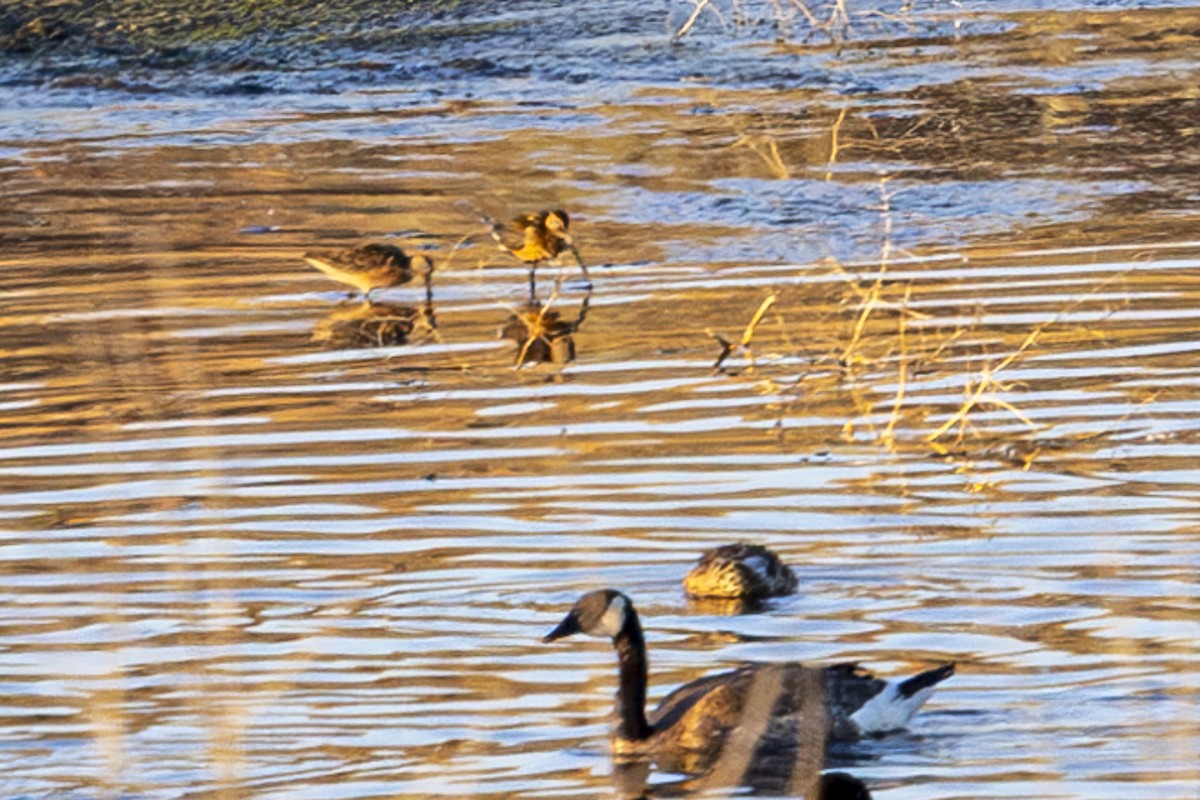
[543,590,953,768]
[303,242,433,298]
[489,209,588,295]
[684,543,798,600]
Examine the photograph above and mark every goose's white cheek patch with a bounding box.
[597,595,627,638]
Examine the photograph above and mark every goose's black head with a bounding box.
[543,589,631,643]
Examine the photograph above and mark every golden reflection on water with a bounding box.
[1,2,1200,799]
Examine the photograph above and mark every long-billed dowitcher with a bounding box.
[304,242,434,299]
[489,209,588,296]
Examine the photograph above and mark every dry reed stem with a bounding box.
[840,176,894,367]
[879,283,911,450]
[441,230,478,274]
[674,0,919,43]
[788,0,821,27]
[785,669,832,795]
[926,266,1136,451]
[742,293,777,346]
[83,676,131,798]
[199,590,250,800]
[675,0,723,40]
[697,667,786,791]
[828,0,852,35]
[825,106,850,182]
[712,293,777,371]
[860,8,917,29]
[925,320,1043,446]
[731,133,791,179]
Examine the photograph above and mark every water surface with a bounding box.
[1,2,1199,798]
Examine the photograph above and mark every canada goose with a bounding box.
[684,543,798,600]
[489,209,588,296]
[543,590,954,769]
[303,242,434,298]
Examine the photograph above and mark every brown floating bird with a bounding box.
[684,543,798,600]
[304,242,433,299]
[489,209,588,296]
[544,590,954,773]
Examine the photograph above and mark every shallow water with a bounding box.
[2,1,1199,798]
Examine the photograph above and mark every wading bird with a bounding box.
[304,242,434,300]
[489,209,588,298]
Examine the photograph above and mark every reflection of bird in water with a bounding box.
[500,291,590,367]
[614,760,872,800]
[488,209,588,298]
[311,300,436,349]
[311,256,437,349]
[684,543,798,601]
[304,242,434,299]
[544,590,954,777]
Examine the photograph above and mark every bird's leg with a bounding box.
[416,259,440,341]
[528,264,539,303]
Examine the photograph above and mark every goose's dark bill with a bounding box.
[543,611,581,642]
[543,590,629,642]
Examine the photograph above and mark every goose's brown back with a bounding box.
[630,663,835,775]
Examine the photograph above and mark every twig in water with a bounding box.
[674,0,725,40]
[730,132,791,179]
[825,106,850,182]
[711,293,777,372]
[787,0,821,28]
[879,283,911,451]
[840,176,896,367]
[742,293,777,347]
[925,325,1044,448]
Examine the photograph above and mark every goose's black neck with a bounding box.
[612,606,652,741]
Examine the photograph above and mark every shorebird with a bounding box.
[488,209,588,297]
[304,242,433,299]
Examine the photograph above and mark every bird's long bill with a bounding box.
[568,244,589,278]
[542,611,581,643]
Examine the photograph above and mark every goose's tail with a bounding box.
[898,663,955,698]
[850,663,955,735]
